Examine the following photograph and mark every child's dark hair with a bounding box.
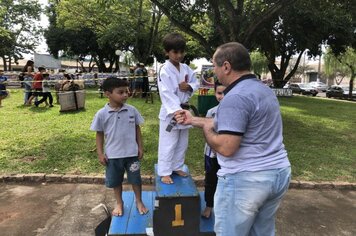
[38,67,46,72]
[163,32,186,52]
[102,76,128,92]
[214,80,223,91]
[22,60,34,72]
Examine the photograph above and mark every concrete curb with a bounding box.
[0,174,355,190]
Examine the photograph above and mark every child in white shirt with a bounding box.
[157,32,199,184]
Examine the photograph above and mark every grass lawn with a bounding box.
[0,88,355,182]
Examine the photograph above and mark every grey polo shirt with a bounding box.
[90,103,144,159]
[204,105,218,158]
[215,74,290,176]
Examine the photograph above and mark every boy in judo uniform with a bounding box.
[157,32,199,184]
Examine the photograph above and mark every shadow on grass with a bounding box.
[16,104,29,109]
[15,104,56,113]
[11,106,52,113]
[58,108,88,115]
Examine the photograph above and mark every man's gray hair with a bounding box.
[214,42,251,71]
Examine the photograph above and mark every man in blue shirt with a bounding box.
[175,42,291,236]
[0,70,8,107]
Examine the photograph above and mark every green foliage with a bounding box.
[324,47,356,97]
[324,48,351,78]
[250,50,268,78]
[0,89,355,182]
[150,0,293,54]
[46,0,139,71]
[45,0,170,71]
[256,0,355,87]
[150,0,354,88]
[0,0,42,69]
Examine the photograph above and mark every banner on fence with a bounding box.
[200,65,215,89]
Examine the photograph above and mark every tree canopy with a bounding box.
[0,0,42,70]
[250,50,268,79]
[150,0,293,55]
[2,0,352,83]
[257,0,355,87]
[45,0,210,72]
[45,0,164,72]
[324,47,356,98]
[150,0,355,87]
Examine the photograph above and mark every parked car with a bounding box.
[308,81,328,92]
[288,83,318,96]
[326,85,356,98]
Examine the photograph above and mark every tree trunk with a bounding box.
[8,56,12,71]
[88,57,96,73]
[268,51,303,88]
[2,57,8,71]
[134,0,144,62]
[95,57,107,72]
[148,6,162,64]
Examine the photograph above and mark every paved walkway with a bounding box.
[0,183,355,236]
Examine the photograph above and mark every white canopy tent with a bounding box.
[34,53,61,69]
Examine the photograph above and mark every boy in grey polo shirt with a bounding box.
[90,77,148,216]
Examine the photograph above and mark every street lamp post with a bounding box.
[317,54,321,83]
[115,50,122,73]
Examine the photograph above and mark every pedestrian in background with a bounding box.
[140,63,149,98]
[42,73,54,107]
[21,60,34,105]
[27,67,46,106]
[0,70,8,107]
[132,63,143,97]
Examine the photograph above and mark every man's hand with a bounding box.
[174,110,192,125]
[179,81,192,92]
[98,153,108,166]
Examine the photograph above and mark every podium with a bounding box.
[108,165,215,236]
[153,165,200,236]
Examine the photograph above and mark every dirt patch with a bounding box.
[0,212,19,224]
[7,185,35,197]
[21,156,45,163]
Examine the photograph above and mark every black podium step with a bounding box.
[153,164,200,236]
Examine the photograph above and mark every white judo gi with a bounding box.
[157,60,199,176]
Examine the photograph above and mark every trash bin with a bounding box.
[197,95,218,116]
[58,90,85,112]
